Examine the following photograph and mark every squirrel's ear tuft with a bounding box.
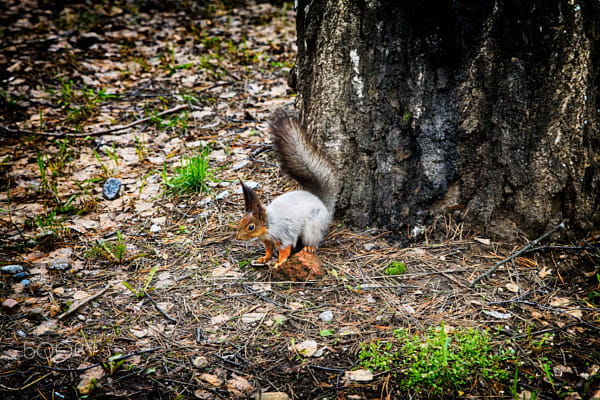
[241,182,266,221]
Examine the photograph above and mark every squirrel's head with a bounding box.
[236,180,268,241]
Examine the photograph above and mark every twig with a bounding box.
[242,284,288,308]
[0,104,190,138]
[0,373,52,391]
[79,104,190,136]
[144,291,177,323]
[58,285,110,320]
[469,219,567,287]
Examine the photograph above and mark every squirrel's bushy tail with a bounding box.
[268,109,339,213]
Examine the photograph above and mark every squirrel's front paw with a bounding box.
[253,257,269,265]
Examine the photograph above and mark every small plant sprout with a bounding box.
[122,266,159,298]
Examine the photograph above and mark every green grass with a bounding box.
[358,322,512,396]
[384,261,406,275]
[163,147,216,194]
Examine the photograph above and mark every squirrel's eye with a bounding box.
[248,224,255,231]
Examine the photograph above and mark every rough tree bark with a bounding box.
[290,0,600,239]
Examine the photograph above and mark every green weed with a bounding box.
[358,322,511,396]
[122,266,158,298]
[85,231,142,264]
[384,261,406,275]
[163,147,216,194]
[36,209,67,237]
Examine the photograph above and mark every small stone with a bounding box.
[16,330,26,337]
[2,299,19,309]
[363,242,377,251]
[48,257,71,271]
[1,265,23,274]
[77,315,86,321]
[319,311,334,322]
[14,272,27,279]
[102,177,121,200]
[215,190,229,201]
[27,307,45,320]
[192,356,209,369]
[150,224,161,233]
[232,160,249,171]
[21,279,30,286]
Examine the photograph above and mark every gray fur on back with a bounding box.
[266,190,331,249]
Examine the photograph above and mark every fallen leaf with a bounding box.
[226,374,252,396]
[210,314,230,325]
[197,373,221,386]
[254,393,290,400]
[474,237,491,245]
[77,365,105,394]
[550,297,570,308]
[345,369,374,382]
[241,312,265,324]
[295,340,318,357]
[506,283,520,293]
[33,320,57,336]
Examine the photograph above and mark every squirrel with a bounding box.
[236,108,339,269]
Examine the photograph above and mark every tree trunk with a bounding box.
[290,0,600,239]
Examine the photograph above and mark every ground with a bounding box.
[1,1,599,399]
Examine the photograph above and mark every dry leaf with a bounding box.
[295,340,318,357]
[77,365,105,394]
[506,283,520,293]
[345,369,374,382]
[197,373,221,386]
[474,237,491,245]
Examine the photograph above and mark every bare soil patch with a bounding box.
[1,1,599,399]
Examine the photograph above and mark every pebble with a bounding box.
[77,315,86,321]
[21,279,31,286]
[48,258,71,271]
[2,298,19,309]
[232,160,250,171]
[193,356,209,369]
[215,190,229,201]
[102,177,121,200]
[319,310,334,322]
[150,224,161,233]
[363,242,378,251]
[1,265,24,274]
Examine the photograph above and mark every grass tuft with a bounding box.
[163,147,216,194]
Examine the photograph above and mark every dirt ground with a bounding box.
[1,1,599,399]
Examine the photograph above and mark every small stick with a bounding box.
[469,219,567,287]
[58,285,110,320]
[144,291,177,323]
[0,104,190,138]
